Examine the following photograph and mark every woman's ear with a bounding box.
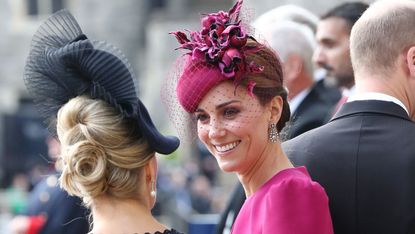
[406,46,415,77]
[144,155,158,208]
[145,156,158,183]
[268,95,283,122]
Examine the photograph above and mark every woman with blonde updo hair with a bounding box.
[57,96,155,207]
[23,10,181,234]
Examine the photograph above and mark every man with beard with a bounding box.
[284,0,415,233]
[313,2,368,112]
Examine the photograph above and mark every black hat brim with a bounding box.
[137,100,180,155]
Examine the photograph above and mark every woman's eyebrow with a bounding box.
[195,100,240,113]
[216,100,241,110]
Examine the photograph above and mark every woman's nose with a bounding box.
[208,118,226,139]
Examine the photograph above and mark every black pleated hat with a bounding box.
[24,10,179,155]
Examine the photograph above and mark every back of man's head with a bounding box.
[351,0,415,76]
[322,2,369,30]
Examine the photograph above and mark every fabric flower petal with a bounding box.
[247,80,256,97]
[170,31,190,44]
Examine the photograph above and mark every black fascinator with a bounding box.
[24,10,179,155]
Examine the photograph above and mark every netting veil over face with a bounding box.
[24,10,179,154]
[163,0,290,143]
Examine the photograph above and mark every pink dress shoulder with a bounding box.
[231,166,333,234]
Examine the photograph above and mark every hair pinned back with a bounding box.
[57,96,154,207]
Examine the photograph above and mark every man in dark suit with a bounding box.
[313,2,369,115]
[313,2,368,92]
[284,1,415,233]
[284,78,340,139]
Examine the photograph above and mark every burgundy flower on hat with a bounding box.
[170,0,265,113]
[170,0,260,82]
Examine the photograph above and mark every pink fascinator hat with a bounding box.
[171,0,263,113]
[165,0,289,141]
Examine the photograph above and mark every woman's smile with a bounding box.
[213,140,241,154]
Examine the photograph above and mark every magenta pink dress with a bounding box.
[231,167,333,234]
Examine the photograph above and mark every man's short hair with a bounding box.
[253,5,318,33]
[322,2,369,29]
[264,21,316,77]
[253,5,318,76]
[350,1,415,75]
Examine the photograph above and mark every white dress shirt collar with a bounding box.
[348,92,409,115]
[342,85,356,97]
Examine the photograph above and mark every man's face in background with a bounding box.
[313,17,354,89]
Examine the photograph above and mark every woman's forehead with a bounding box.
[203,82,245,100]
[198,81,259,109]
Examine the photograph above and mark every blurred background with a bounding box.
[0,0,373,233]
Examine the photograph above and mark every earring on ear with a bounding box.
[150,180,157,198]
[268,123,279,143]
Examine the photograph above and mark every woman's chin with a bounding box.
[217,163,238,173]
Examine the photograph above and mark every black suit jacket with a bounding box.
[283,100,415,234]
[284,79,340,139]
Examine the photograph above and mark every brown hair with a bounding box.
[241,38,291,132]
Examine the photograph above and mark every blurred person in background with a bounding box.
[189,175,212,214]
[313,2,369,112]
[167,1,333,233]
[21,9,181,234]
[253,4,341,106]
[9,137,89,234]
[255,14,340,139]
[161,168,192,231]
[5,173,29,215]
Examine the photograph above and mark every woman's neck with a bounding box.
[91,197,167,234]
[238,143,293,197]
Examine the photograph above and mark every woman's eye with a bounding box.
[224,108,239,118]
[196,114,209,122]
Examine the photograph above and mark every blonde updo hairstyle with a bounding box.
[56,96,154,207]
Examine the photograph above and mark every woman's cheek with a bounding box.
[197,125,209,141]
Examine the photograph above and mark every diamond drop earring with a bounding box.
[268,123,279,143]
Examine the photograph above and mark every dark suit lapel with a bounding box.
[331,100,411,122]
[292,87,318,118]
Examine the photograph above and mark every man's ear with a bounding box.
[406,46,415,77]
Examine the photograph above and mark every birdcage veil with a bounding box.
[24,9,179,154]
[162,0,290,145]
